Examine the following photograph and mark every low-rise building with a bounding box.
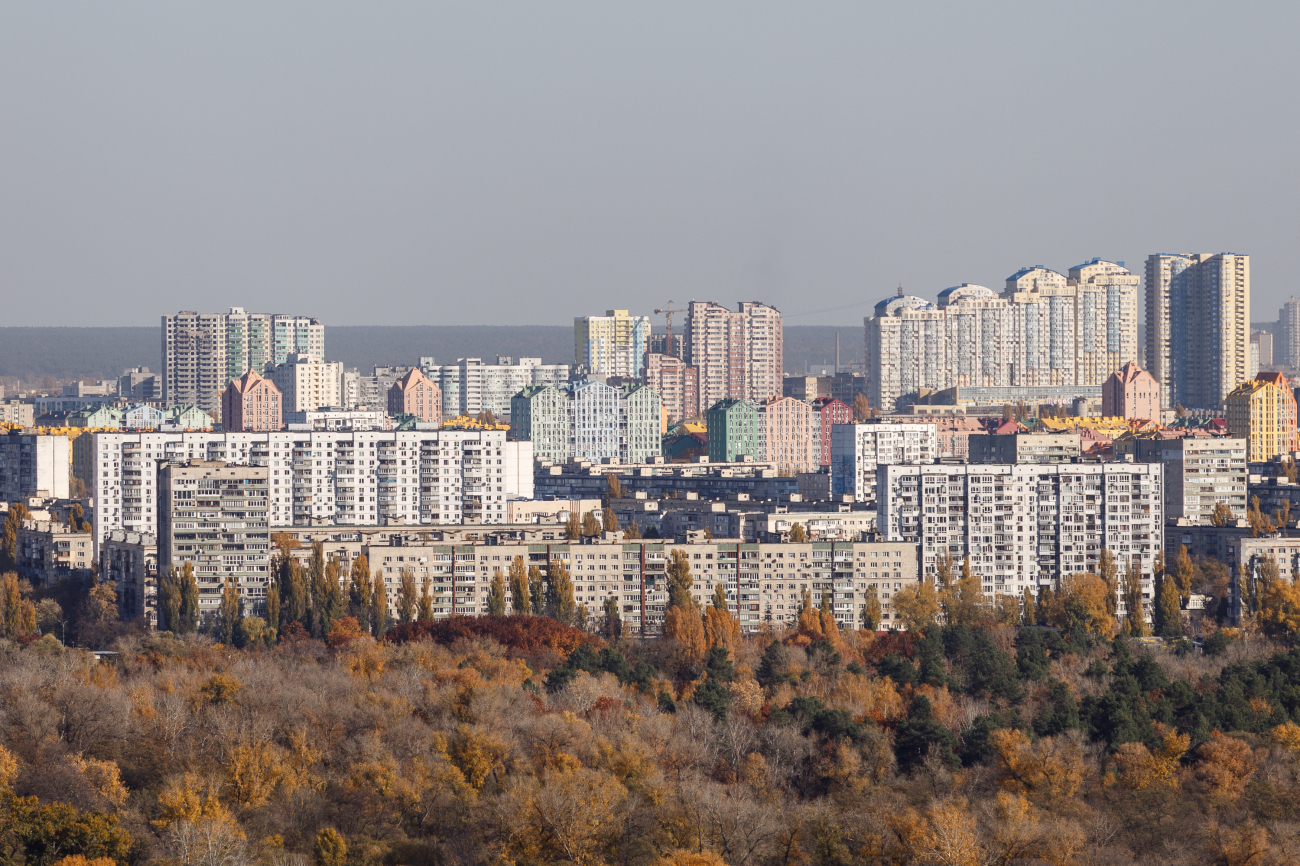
[16,519,93,584]
[1103,361,1161,422]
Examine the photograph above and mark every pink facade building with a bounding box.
[645,353,701,422]
[811,397,853,467]
[389,368,443,424]
[762,396,815,475]
[221,370,282,432]
[685,301,783,410]
[1102,361,1160,421]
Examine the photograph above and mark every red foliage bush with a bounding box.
[863,630,917,664]
[384,614,602,657]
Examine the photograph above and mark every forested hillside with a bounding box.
[2,605,1299,866]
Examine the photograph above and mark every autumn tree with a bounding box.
[308,541,327,635]
[1278,499,1293,534]
[319,558,345,636]
[158,566,182,635]
[487,569,507,615]
[703,583,739,653]
[662,549,706,665]
[417,578,433,621]
[1020,586,1036,627]
[1173,544,1194,607]
[1098,547,1118,620]
[1,502,29,572]
[1121,557,1146,637]
[282,559,309,630]
[397,569,418,624]
[602,596,623,640]
[508,556,530,614]
[565,511,581,541]
[1212,501,1233,527]
[371,573,389,637]
[581,511,602,538]
[0,572,36,639]
[528,565,545,615]
[852,393,872,422]
[546,559,577,625]
[941,557,986,626]
[601,506,620,534]
[1248,495,1276,537]
[1041,573,1111,640]
[179,561,200,633]
[1153,571,1183,639]
[605,473,623,501]
[265,584,280,641]
[862,585,882,631]
[1257,555,1300,639]
[349,555,373,634]
[788,523,807,543]
[218,577,241,645]
[624,521,641,540]
[313,828,347,866]
[892,580,940,633]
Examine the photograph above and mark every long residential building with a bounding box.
[259,527,919,633]
[90,430,535,553]
[1,432,70,500]
[510,381,662,464]
[1144,253,1250,409]
[163,308,324,413]
[865,260,1141,413]
[879,461,1164,603]
[422,357,570,423]
[1113,436,1247,524]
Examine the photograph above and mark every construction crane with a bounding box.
[653,301,683,358]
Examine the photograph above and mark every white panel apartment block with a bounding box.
[830,423,938,502]
[92,430,533,553]
[878,461,1163,597]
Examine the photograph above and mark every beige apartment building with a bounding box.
[574,310,650,378]
[762,396,816,475]
[222,370,283,433]
[685,301,783,410]
[271,353,344,413]
[273,527,919,634]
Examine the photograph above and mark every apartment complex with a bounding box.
[422,357,570,423]
[163,308,324,413]
[865,261,1141,413]
[645,353,701,423]
[0,432,70,500]
[878,461,1163,596]
[762,397,816,475]
[1280,298,1300,370]
[574,310,650,378]
[1113,436,1247,524]
[1225,373,1298,463]
[221,370,283,433]
[270,354,344,413]
[510,381,662,464]
[706,399,763,463]
[158,461,271,628]
[90,430,535,553]
[15,520,93,584]
[264,529,919,633]
[683,301,783,408]
[1144,253,1250,409]
[830,422,938,502]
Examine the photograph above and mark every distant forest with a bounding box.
[0,325,865,382]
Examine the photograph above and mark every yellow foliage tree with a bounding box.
[940,557,987,626]
[1193,732,1256,799]
[1257,556,1300,639]
[894,798,984,866]
[1106,724,1188,791]
[988,729,1085,807]
[703,584,739,654]
[891,581,940,633]
[1041,572,1113,637]
[226,739,285,808]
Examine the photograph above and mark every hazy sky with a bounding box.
[2,1,1297,327]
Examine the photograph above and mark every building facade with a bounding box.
[1102,361,1161,421]
[388,368,442,424]
[879,461,1164,598]
[706,399,762,463]
[686,301,783,409]
[574,310,650,378]
[158,461,271,628]
[510,382,663,465]
[16,520,93,584]
[90,430,536,553]
[163,308,323,412]
[0,433,70,500]
[270,354,344,414]
[761,397,816,475]
[100,529,158,628]
[811,398,854,468]
[1144,253,1250,409]
[1225,373,1298,463]
[645,353,701,423]
[222,370,283,433]
[1114,436,1248,524]
[829,422,938,502]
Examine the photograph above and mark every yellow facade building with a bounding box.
[1226,373,1297,462]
